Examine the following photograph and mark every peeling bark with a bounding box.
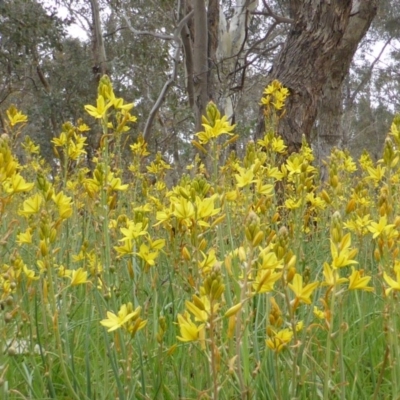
[316,0,377,177]
[90,0,109,81]
[256,0,366,154]
[193,0,209,133]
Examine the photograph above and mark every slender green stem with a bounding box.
[324,285,336,399]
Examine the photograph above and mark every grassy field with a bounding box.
[1,77,400,399]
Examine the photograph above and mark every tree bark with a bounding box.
[316,0,377,177]
[89,0,109,81]
[256,0,362,153]
[193,0,209,133]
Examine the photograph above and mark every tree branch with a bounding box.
[142,10,194,139]
[122,10,193,41]
[252,0,294,24]
[348,37,392,107]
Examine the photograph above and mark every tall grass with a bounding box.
[0,78,399,399]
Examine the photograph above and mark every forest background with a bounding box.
[1,0,399,172]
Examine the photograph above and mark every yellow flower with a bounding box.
[286,156,302,176]
[253,269,282,293]
[16,228,33,245]
[344,214,372,236]
[172,197,195,222]
[18,194,42,217]
[70,268,89,286]
[348,267,373,292]
[196,115,235,145]
[120,221,147,240]
[330,233,358,269]
[114,238,134,255]
[100,304,137,332]
[198,249,218,274]
[84,95,112,119]
[135,243,159,267]
[53,191,73,219]
[195,195,220,226]
[288,274,319,305]
[368,216,395,239]
[383,271,400,296]
[285,197,302,210]
[108,176,129,191]
[185,299,208,323]
[322,262,348,287]
[255,179,274,196]
[366,165,386,185]
[23,265,39,281]
[176,312,204,342]
[258,249,282,269]
[3,174,34,194]
[271,137,287,153]
[6,105,28,127]
[235,167,255,188]
[266,328,293,353]
[313,306,325,320]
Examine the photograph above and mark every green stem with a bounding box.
[46,262,81,400]
[324,285,336,399]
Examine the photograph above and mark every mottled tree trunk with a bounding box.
[88,0,109,166]
[256,0,361,153]
[316,0,377,178]
[193,0,209,133]
[90,0,109,80]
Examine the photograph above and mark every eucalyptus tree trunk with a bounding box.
[192,0,209,133]
[89,0,109,81]
[88,0,109,165]
[256,0,376,157]
[217,0,258,121]
[316,0,377,177]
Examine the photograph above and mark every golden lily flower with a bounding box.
[70,268,89,286]
[84,95,112,119]
[6,105,28,126]
[235,167,255,188]
[176,312,204,342]
[172,197,195,223]
[53,191,73,219]
[185,299,208,323]
[108,176,129,191]
[198,249,218,274]
[18,194,42,217]
[288,274,319,305]
[100,304,137,332]
[383,271,400,296]
[322,262,348,287]
[266,328,293,353]
[313,306,325,320]
[196,115,235,145]
[3,174,34,194]
[135,243,159,267]
[120,221,147,240]
[255,179,274,196]
[17,228,33,245]
[23,265,39,282]
[366,165,386,185]
[330,233,358,269]
[195,195,220,225]
[348,267,373,292]
[285,197,302,210]
[368,216,396,239]
[253,269,282,293]
[344,214,372,236]
[114,238,134,255]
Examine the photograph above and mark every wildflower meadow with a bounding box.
[1,76,400,399]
